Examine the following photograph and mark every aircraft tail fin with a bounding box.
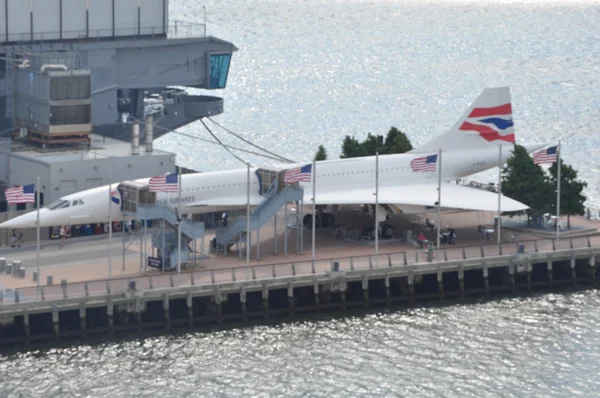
[410,87,516,153]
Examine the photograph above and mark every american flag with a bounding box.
[532,145,558,165]
[410,154,438,172]
[284,164,312,183]
[149,173,179,192]
[5,183,35,204]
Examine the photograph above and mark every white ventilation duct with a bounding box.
[145,114,153,153]
[132,123,140,155]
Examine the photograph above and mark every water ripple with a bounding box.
[2,291,600,396]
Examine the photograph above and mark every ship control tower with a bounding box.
[0,0,237,218]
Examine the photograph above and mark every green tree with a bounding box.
[502,145,554,218]
[314,145,328,161]
[340,135,366,158]
[361,133,385,156]
[339,127,413,159]
[383,126,413,154]
[547,161,587,228]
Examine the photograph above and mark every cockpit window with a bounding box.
[78,199,84,205]
[46,200,70,210]
[72,200,78,206]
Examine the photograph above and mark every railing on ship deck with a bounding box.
[0,20,205,44]
[3,234,599,305]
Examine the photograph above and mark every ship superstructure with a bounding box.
[0,0,236,213]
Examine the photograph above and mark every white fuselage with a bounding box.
[0,144,527,229]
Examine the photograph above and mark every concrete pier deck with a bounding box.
[0,211,598,346]
[0,211,597,297]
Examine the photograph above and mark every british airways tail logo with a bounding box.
[111,190,120,204]
[459,103,515,143]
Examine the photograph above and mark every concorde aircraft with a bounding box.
[0,87,545,232]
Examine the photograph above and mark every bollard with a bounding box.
[47,275,54,286]
[6,262,12,275]
[33,270,38,283]
[12,260,20,276]
[0,257,5,272]
[19,267,25,278]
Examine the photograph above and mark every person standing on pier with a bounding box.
[60,225,66,247]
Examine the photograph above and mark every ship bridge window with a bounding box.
[208,53,231,89]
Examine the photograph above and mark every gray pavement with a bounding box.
[0,230,148,270]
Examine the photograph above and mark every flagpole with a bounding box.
[436,149,442,249]
[497,144,502,245]
[556,140,561,239]
[375,152,379,255]
[108,167,112,279]
[35,176,40,293]
[311,159,316,262]
[177,169,182,273]
[246,163,250,266]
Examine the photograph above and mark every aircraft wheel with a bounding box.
[303,214,321,228]
[380,223,394,240]
[364,226,375,240]
[303,214,312,228]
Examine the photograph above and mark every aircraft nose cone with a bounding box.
[0,212,37,229]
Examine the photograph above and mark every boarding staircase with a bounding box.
[214,168,304,252]
[117,181,206,270]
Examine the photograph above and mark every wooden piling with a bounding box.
[483,266,489,296]
[240,286,247,321]
[458,266,464,298]
[314,281,320,313]
[288,282,294,315]
[384,274,390,309]
[571,256,576,286]
[187,291,193,329]
[107,300,114,335]
[163,294,170,331]
[23,309,30,344]
[362,275,369,309]
[408,274,415,305]
[262,284,269,319]
[437,268,443,302]
[79,303,86,338]
[52,305,60,341]
[547,260,553,289]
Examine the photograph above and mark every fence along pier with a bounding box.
[0,235,599,345]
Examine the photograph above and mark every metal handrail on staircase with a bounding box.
[215,183,303,247]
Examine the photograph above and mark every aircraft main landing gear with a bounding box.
[303,213,335,229]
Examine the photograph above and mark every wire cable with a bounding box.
[132,117,289,162]
[199,118,249,165]
[207,117,295,163]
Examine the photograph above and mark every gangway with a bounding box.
[117,181,206,271]
[215,168,304,257]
